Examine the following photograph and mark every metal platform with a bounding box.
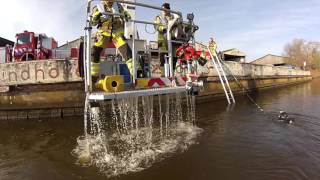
[88,86,186,101]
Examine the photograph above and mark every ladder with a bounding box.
[207,46,235,104]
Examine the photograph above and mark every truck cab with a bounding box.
[14,31,57,62]
[14,31,36,61]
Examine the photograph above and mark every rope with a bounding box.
[219,60,264,112]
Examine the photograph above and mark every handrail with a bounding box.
[130,19,159,26]
[92,0,183,79]
[85,0,190,87]
[170,40,186,44]
[88,0,182,16]
[99,15,162,26]
[110,0,182,16]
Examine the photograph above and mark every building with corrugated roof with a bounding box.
[56,37,83,50]
[221,48,246,62]
[0,37,14,47]
[251,54,290,66]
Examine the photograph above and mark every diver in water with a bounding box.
[278,111,295,124]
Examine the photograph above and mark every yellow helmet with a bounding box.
[102,0,113,5]
[100,0,113,7]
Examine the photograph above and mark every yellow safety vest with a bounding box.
[92,2,130,33]
[154,14,174,51]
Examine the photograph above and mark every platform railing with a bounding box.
[84,0,187,94]
[84,0,201,97]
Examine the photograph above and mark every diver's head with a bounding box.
[278,111,289,120]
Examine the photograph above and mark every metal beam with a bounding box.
[89,86,186,100]
[111,0,182,16]
[89,0,182,16]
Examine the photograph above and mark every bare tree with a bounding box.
[284,39,320,70]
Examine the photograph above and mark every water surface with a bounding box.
[1,79,320,180]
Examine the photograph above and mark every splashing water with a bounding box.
[72,93,203,177]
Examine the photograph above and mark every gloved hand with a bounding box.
[121,11,131,22]
[124,14,131,21]
[100,14,110,22]
[162,28,167,34]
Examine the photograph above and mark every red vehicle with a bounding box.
[13,31,58,61]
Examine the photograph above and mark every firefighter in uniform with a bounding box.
[208,37,218,57]
[91,0,134,79]
[154,3,177,72]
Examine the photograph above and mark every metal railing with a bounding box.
[84,0,186,93]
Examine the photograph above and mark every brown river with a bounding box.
[0,79,320,180]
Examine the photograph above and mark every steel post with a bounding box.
[167,27,173,77]
[132,22,137,83]
[85,2,93,93]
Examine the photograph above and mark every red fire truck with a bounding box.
[13,31,58,61]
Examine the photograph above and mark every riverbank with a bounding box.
[1,79,319,180]
[311,70,320,78]
[0,76,312,120]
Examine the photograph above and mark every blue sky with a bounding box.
[0,0,319,61]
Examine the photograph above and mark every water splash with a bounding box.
[73,93,202,177]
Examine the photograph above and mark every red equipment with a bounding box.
[176,44,208,66]
[177,44,199,62]
[13,31,58,61]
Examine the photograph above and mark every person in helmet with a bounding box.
[154,3,177,74]
[154,3,174,53]
[91,0,134,80]
[278,111,295,124]
[208,37,217,55]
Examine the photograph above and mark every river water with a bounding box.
[0,79,320,180]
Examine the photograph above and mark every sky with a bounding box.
[0,0,319,61]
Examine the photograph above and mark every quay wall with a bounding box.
[196,61,311,101]
[0,60,312,116]
[0,60,310,88]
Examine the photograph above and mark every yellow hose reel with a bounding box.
[95,75,124,93]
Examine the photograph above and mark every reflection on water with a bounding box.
[0,79,320,180]
[0,90,84,110]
